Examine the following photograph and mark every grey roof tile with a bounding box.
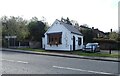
[57,20,82,35]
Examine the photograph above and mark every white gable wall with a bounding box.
[44,20,71,51]
[44,20,83,51]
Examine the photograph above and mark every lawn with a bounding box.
[16,48,119,58]
[70,51,119,58]
[17,48,45,52]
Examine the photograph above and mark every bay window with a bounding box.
[47,32,62,45]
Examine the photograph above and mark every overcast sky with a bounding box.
[0,0,119,32]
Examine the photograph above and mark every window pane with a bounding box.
[47,32,62,45]
[59,37,62,44]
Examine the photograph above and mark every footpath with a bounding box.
[2,48,119,62]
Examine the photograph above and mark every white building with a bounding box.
[42,19,83,51]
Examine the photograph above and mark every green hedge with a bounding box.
[93,39,119,50]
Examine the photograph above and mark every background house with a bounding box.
[42,19,83,51]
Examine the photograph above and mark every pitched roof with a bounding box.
[57,19,82,35]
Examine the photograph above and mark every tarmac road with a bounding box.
[2,50,119,75]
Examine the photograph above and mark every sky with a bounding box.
[0,0,119,32]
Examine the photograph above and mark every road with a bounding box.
[2,50,119,75]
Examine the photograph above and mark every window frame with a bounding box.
[47,32,62,45]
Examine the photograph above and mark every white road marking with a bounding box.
[2,59,28,64]
[53,66,113,75]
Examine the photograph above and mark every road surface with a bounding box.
[2,50,119,75]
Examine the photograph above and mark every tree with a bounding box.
[61,17,72,25]
[27,20,48,48]
[27,20,48,41]
[80,29,94,44]
[30,16,38,22]
[1,16,29,41]
[109,32,119,41]
[71,20,80,30]
[79,24,94,44]
[66,17,72,25]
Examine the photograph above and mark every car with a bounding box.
[84,43,100,52]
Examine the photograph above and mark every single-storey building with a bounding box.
[42,19,83,51]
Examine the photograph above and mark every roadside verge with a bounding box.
[2,48,119,62]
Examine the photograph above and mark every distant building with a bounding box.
[79,25,105,38]
[93,28,105,38]
[42,19,83,51]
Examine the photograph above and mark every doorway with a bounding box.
[73,36,75,51]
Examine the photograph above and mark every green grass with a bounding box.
[71,51,120,58]
[17,48,45,52]
[16,48,119,58]
[80,52,119,58]
[68,51,119,58]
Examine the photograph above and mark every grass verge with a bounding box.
[16,48,45,52]
[16,48,119,58]
[70,51,119,58]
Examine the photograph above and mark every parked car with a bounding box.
[84,43,100,52]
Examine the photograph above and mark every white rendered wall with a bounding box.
[70,33,83,50]
[44,20,71,51]
[44,20,83,51]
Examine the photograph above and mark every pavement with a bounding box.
[1,48,120,62]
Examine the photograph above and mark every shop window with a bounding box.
[47,32,62,45]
